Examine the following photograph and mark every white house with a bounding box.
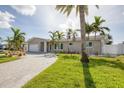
[26,36,109,55]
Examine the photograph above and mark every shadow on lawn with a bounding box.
[82,63,96,88]
[89,58,124,70]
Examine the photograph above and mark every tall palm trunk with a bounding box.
[88,34,90,40]
[95,31,96,40]
[79,6,89,63]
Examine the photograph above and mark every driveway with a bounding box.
[0,53,57,88]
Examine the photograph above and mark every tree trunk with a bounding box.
[79,6,89,63]
[95,32,96,40]
[88,34,89,40]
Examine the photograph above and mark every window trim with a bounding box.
[54,44,57,49]
[69,43,73,45]
[86,41,93,48]
[60,43,63,49]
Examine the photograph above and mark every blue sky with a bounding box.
[0,5,124,44]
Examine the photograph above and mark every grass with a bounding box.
[0,54,18,64]
[23,54,124,88]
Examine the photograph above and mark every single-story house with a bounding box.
[26,36,109,55]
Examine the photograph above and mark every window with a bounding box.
[89,42,92,47]
[69,43,73,45]
[86,42,92,48]
[50,44,51,50]
[55,44,57,49]
[60,43,63,49]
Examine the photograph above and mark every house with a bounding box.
[26,36,109,55]
[0,44,7,52]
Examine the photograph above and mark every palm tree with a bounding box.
[55,31,65,40]
[55,31,65,51]
[85,23,93,40]
[49,31,58,51]
[11,27,25,51]
[106,34,113,45]
[0,37,2,44]
[66,28,73,40]
[5,37,13,50]
[72,30,78,41]
[56,5,99,63]
[92,16,110,39]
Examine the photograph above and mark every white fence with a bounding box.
[102,43,124,55]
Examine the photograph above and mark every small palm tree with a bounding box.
[0,37,3,44]
[55,31,65,41]
[72,30,78,41]
[66,28,78,41]
[92,16,110,39]
[66,28,73,40]
[49,31,58,51]
[56,5,99,63]
[85,23,93,40]
[106,34,113,45]
[5,37,13,50]
[11,27,25,51]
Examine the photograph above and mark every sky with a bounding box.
[0,5,124,44]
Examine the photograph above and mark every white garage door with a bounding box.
[29,44,40,52]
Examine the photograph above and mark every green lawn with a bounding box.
[23,54,124,88]
[0,54,18,63]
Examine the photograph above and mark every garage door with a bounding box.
[29,44,40,52]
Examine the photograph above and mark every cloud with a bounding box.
[11,5,36,16]
[59,18,79,32]
[0,11,15,29]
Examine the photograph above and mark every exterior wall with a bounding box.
[49,40,102,55]
[86,40,101,55]
[62,41,81,53]
[27,37,103,55]
[28,38,47,52]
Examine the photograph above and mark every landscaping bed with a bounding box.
[23,54,124,88]
[0,53,19,64]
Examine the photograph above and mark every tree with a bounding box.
[0,37,2,44]
[66,28,73,40]
[56,5,99,63]
[92,16,110,39]
[55,31,65,41]
[72,30,78,41]
[11,27,25,51]
[105,34,113,45]
[85,23,93,40]
[5,37,13,50]
[49,31,58,52]
[66,28,78,41]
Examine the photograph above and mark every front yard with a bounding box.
[0,54,18,64]
[23,54,124,88]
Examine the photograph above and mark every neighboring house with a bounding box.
[0,44,7,52]
[0,44,3,52]
[27,36,109,55]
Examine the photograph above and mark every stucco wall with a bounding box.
[27,38,46,52]
[50,40,102,55]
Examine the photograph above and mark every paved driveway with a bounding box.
[0,53,56,88]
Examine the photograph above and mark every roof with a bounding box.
[27,35,107,43]
[27,37,49,43]
[57,35,105,42]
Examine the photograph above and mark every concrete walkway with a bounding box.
[0,53,56,88]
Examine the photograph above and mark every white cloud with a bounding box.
[0,11,15,29]
[11,5,36,16]
[59,18,79,32]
